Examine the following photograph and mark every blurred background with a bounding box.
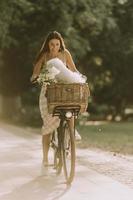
[0,0,133,127]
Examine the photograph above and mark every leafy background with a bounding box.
[0,0,133,124]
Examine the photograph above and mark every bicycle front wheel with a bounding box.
[61,120,76,184]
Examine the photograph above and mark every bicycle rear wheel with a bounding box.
[61,120,76,184]
[52,130,62,174]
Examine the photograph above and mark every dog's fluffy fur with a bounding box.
[46,58,86,83]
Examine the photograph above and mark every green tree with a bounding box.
[89,0,133,115]
[0,0,133,119]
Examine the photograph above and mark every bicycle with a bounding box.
[50,105,80,184]
[46,83,89,184]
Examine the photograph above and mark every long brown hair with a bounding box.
[34,31,65,65]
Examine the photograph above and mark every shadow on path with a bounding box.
[2,174,71,200]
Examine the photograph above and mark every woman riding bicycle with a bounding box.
[30,31,82,171]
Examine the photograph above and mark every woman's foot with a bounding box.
[75,129,82,141]
[40,161,49,176]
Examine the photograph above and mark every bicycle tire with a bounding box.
[61,120,76,184]
[52,130,62,174]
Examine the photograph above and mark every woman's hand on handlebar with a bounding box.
[30,74,39,84]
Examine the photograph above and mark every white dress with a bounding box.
[39,56,87,135]
[39,83,60,135]
[39,57,67,135]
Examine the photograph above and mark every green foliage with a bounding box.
[0,0,14,48]
[0,0,133,115]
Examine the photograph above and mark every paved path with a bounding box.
[0,122,133,200]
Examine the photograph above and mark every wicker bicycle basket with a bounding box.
[46,83,90,114]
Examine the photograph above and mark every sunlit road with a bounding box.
[0,122,133,200]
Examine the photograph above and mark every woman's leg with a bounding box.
[70,117,81,141]
[42,134,51,165]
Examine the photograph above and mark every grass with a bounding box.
[77,122,133,155]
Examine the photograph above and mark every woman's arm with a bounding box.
[65,49,78,72]
[30,54,45,82]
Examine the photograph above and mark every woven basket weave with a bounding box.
[46,83,90,114]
